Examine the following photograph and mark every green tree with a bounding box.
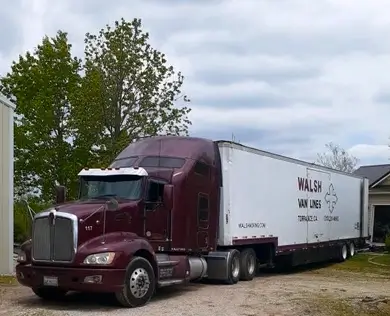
[0,31,83,201]
[316,142,358,173]
[72,18,191,165]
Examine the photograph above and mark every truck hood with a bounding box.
[48,199,136,220]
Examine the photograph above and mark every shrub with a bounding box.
[385,234,390,253]
[14,201,31,243]
[13,199,52,244]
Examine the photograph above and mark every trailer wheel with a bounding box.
[225,249,241,285]
[348,242,355,257]
[338,244,348,262]
[239,248,257,281]
[32,287,67,301]
[115,256,156,308]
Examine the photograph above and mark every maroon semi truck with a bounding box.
[16,136,370,308]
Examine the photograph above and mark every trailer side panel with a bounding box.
[217,142,367,248]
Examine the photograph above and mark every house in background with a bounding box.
[354,164,390,246]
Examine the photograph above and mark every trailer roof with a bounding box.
[216,140,366,180]
[0,94,16,110]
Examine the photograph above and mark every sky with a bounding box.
[1,0,390,166]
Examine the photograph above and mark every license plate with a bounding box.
[43,276,58,287]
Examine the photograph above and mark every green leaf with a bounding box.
[0,31,84,201]
[74,18,192,164]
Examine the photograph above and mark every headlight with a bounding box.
[83,252,116,265]
[17,251,27,263]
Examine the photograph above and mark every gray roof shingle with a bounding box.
[354,164,390,186]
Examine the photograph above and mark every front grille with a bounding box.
[32,212,77,262]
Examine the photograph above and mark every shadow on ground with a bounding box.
[14,260,338,311]
[15,283,204,311]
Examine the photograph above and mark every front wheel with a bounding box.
[32,287,67,301]
[115,256,156,308]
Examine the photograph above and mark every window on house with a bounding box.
[198,194,209,228]
[194,161,210,176]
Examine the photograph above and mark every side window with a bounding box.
[198,194,209,229]
[194,161,210,177]
[110,156,138,168]
[146,180,164,204]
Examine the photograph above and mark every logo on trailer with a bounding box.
[325,184,338,214]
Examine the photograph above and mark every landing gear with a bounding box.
[115,256,156,308]
[239,248,257,281]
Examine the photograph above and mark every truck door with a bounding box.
[143,178,170,251]
[306,168,330,244]
[193,161,212,250]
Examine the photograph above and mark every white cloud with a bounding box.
[1,0,390,165]
[349,144,390,165]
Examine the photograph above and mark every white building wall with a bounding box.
[0,94,15,275]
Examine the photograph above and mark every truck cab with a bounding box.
[16,136,236,308]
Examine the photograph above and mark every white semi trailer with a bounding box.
[217,141,370,266]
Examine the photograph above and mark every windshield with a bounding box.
[79,175,143,200]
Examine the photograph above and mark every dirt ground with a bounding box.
[1,255,390,316]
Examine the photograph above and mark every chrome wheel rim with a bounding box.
[129,268,150,298]
[342,245,347,260]
[247,254,256,275]
[349,243,355,257]
[231,256,240,279]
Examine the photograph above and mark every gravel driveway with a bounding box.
[1,264,390,316]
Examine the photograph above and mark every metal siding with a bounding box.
[0,97,14,275]
[369,193,390,205]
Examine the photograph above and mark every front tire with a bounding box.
[115,256,156,308]
[32,287,67,301]
[225,249,241,285]
[239,248,257,281]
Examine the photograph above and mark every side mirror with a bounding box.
[163,184,174,210]
[55,185,66,204]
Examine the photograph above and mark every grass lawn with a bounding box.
[325,252,390,278]
[0,275,17,285]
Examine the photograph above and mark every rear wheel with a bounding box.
[115,256,156,308]
[239,248,257,281]
[32,287,67,301]
[348,242,355,257]
[225,249,241,285]
[338,244,348,262]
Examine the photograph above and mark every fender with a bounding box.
[76,232,156,269]
[18,239,32,263]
